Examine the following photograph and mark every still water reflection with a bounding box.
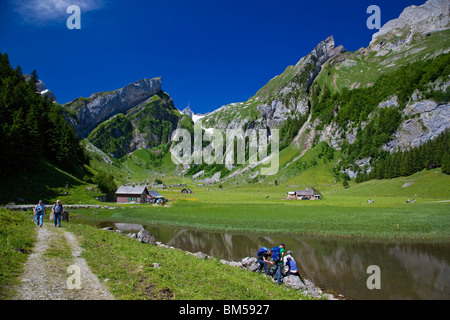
[96,221,450,300]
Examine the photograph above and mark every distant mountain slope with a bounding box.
[63,78,163,138]
[202,35,346,132]
[62,0,449,186]
[62,79,194,160]
[23,74,57,102]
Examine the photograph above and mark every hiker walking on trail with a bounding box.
[33,200,46,228]
[257,247,273,275]
[52,200,63,228]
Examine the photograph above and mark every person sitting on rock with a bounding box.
[284,250,302,280]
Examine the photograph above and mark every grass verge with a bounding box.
[68,223,317,300]
[0,209,36,299]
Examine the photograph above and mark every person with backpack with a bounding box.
[33,200,46,228]
[257,247,273,275]
[52,200,63,228]
[272,243,286,285]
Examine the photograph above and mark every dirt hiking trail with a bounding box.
[13,223,114,300]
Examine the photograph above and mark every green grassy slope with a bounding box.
[0,209,36,299]
[316,29,450,94]
[69,223,317,300]
[0,159,105,205]
[335,169,450,199]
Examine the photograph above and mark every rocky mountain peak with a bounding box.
[181,106,194,118]
[370,0,449,46]
[309,35,346,65]
[23,74,57,102]
[64,77,162,138]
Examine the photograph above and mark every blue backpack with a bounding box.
[257,247,268,257]
[53,204,63,214]
[272,246,281,262]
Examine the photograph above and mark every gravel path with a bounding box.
[13,224,114,300]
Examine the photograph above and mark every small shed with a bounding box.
[148,190,164,203]
[181,188,193,194]
[116,186,151,204]
[287,192,296,199]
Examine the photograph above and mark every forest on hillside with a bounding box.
[309,53,450,177]
[0,51,88,177]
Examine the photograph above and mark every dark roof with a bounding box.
[295,190,314,196]
[116,186,149,195]
[148,190,163,198]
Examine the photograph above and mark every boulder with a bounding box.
[137,229,156,244]
[283,275,307,290]
[114,223,144,232]
[241,257,259,272]
[220,260,242,268]
[303,279,323,298]
[193,252,209,260]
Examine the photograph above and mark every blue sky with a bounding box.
[0,0,426,114]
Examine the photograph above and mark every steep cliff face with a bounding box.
[313,1,450,95]
[86,91,185,158]
[291,0,449,152]
[202,36,346,131]
[370,0,449,50]
[64,77,162,138]
[383,99,450,153]
[205,0,450,182]
[62,77,193,159]
[67,0,449,180]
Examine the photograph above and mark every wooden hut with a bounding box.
[115,186,151,203]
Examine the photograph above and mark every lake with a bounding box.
[92,220,450,300]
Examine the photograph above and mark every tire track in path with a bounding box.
[13,223,114,300]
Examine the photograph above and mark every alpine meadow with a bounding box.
[0,0,449,303]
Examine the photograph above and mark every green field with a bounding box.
[71,168,450,241]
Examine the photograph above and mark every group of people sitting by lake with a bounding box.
[257,243,302,285]
[33,200,64,228]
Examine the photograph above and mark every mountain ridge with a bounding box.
[61,0,449,185]
[63,77,163,139]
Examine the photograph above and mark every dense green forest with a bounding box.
[308,53,450,175]
[87,113,133,158]
[356,129,450,182]
[279,112,309,151]
[311,53,450,129]
[0,51,87,177]
[86,91,187,159]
